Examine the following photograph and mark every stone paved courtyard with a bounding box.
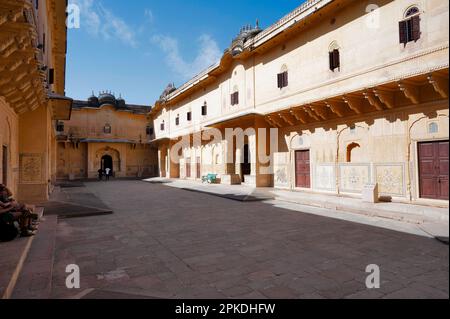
[49,180,448,299]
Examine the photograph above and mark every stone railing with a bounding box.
[250,0,322,45]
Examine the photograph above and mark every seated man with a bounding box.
[0,184,38,238]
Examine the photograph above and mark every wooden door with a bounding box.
[295,150,311,188]
[418,141,449,200]
[186,158,191,178]
[196,157,201,179]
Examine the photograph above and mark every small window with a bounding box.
[277,71,288,89]
[399,7,420,44]
[103,124,111,134]
[175,115,180,126]
[187,112,192,122]
[160,121,165,131]
[346,142,360,163]
[231,91,239,106]
[329,49,340,71]
[48,68,54,85]
[201,102,207,116]
[146,126,154,135]
[56,121,64,132]
[428,122,439,134]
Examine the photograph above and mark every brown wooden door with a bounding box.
[295,150,311,188]
[186,158,191,178]
[196,157,201,179]
[418,141,449,200]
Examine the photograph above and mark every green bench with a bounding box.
[202,174,218,184]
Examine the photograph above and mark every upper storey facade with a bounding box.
[149,0,449,139]
[59,92,151,143]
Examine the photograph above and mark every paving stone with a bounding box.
[43,181,449,299]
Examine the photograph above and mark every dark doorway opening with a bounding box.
[101,155,113,174]
[241,144,251,182]
[2,145,7,186]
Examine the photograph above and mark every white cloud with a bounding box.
[152,34,222,80]
[144,9,154,24]
[70,0,137,47]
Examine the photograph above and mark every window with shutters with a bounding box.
[201,102,207,116]
[399,6,420,45]
[277,65,289,89]
[231,91,239,106]
[329,49,340,71]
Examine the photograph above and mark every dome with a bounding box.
[87,92,99,106]
[98,91,116,106]
[116,95,126,108]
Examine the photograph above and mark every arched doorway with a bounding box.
[101,155,113,174]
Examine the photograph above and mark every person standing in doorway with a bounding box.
[98,168,103,181]
[105,167,111,181]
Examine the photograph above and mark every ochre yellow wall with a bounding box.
[0,98,19,196]
[57,105,158,180]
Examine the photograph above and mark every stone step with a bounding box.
[11,213,57,299]
[1,208,44,299]
[273,193,446,225]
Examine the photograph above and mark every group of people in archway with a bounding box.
[0,184,39,242]
[97,167,113,181]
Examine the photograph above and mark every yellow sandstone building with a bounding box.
[1,0,449,210]
[55,92,158,180]
[1,0,72,202]
[148,0,449,205]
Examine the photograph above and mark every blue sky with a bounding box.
[66,1,304,105]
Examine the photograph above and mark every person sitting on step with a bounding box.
[0,184,38,238]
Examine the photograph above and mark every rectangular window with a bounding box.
[48,68,54,85]
[329,49,340,71]
[277,71,288,89]
[175,117,180,126]
[201,104,207,116]
[187,112,192,121]
[399,15,420,44]
[231,92,239,106]
[56,121,64,132]
[160,122,165,131]
[146,126,154,135]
